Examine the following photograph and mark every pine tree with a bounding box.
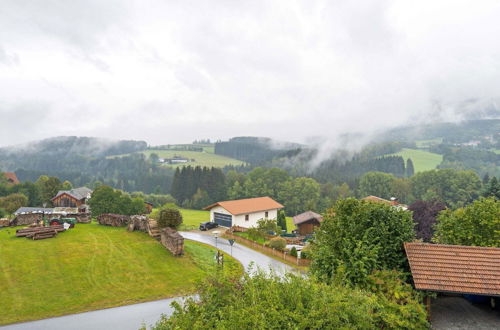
[406,158,415,177]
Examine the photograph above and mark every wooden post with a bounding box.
[426,295,431,321]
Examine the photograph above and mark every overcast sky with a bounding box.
[1,0,499,147]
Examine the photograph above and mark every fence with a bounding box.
[224,232,311,267]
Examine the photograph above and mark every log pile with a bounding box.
[0,218,10,227]
[160,227,184,256]
[147,219,161,240]
[127,215,149,232]
[16,225,65,240]
[97,214,130,227]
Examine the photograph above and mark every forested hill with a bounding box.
[379,119,500,144]
[215,136,302,165]
[0,136,146,160]
[0,136,172,194]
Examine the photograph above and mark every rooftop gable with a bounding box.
[52,187,92,201]
[404,242,500,296]
[293,211,323,225]
[204,196,284,215]
[3,172,20,184]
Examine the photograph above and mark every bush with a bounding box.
[257,218,278,235]
[289,246,297,257]
[157,208,183,229]
[247,227,265,242]
[150,270,428,329]
[311,198,415,286]
[433,197,500,247]
[268,237,286,251]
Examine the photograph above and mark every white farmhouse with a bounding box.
[204,196,284,228]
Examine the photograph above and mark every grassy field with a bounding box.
[415,138,443,149]
[111,149,245,168]
[388,148,443,172]
[179,208,210,230]
[0,223,241,325]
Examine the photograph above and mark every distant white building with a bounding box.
[204,196,284,228]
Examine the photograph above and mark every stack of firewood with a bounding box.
[16,225,65,240]
[96,214,130,227]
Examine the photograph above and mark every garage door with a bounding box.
[214,212,232,227]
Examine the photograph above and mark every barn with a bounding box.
[292,211,323,235]
[204,196,284,228]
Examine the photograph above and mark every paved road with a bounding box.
[2,231,293,330]
[180,231,296,275]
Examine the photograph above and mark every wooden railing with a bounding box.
[224,232,311,267]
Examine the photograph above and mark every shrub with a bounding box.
[157,208,183,229]
[289,246,298,257]
[310,198,415,286]
[247,227,265,242]
[257,218,278,235]
[268,237,286,251]
[150,270,428,329]
[433,197,500,247]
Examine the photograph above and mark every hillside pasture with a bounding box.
[0,223,241,325]
[388,148,443,173]
[111,149,245,168]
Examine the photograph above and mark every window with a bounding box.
[245,214,249,221]
[265,211,269,218]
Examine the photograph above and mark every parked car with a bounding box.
[199,221,218,231]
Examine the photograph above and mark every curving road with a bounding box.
[1,231,293,330]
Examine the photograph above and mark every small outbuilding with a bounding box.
[204,196,284,228]
[293,211,323,235]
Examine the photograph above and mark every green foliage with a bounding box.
[277,209,287,232]
[151,270,428,330]
[406,158,415,177]
[246,227,266,242]
[191,189,210,210]
[35,175,62,206]
[0,208,7,218]
[268,237,286,251]
[278,177,321,215]
[433,197,500,247]
[310,198,415,286]
[158,208,183,229]
[410,169,481,208]
[363,270,428,329]
[289,246,298,257]
[88,185,146,217]
[171,166,226,208]
[0,193,29,214]
[256,218,278,234]
[358,172,395,199]
[482,176,500,199]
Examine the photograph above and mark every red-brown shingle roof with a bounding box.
[204,197,284,215]
[3,172,19,184]
[404,242,500,296]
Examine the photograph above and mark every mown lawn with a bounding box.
[0,223,241,325]
[388,148,443,172]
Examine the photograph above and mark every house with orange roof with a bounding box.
[204,196,284,228]
[3,172,20,185]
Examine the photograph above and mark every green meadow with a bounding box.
[0,223,241,325]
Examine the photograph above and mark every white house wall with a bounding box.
[210,206,279,228]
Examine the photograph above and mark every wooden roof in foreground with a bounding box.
[404,242,500,296]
